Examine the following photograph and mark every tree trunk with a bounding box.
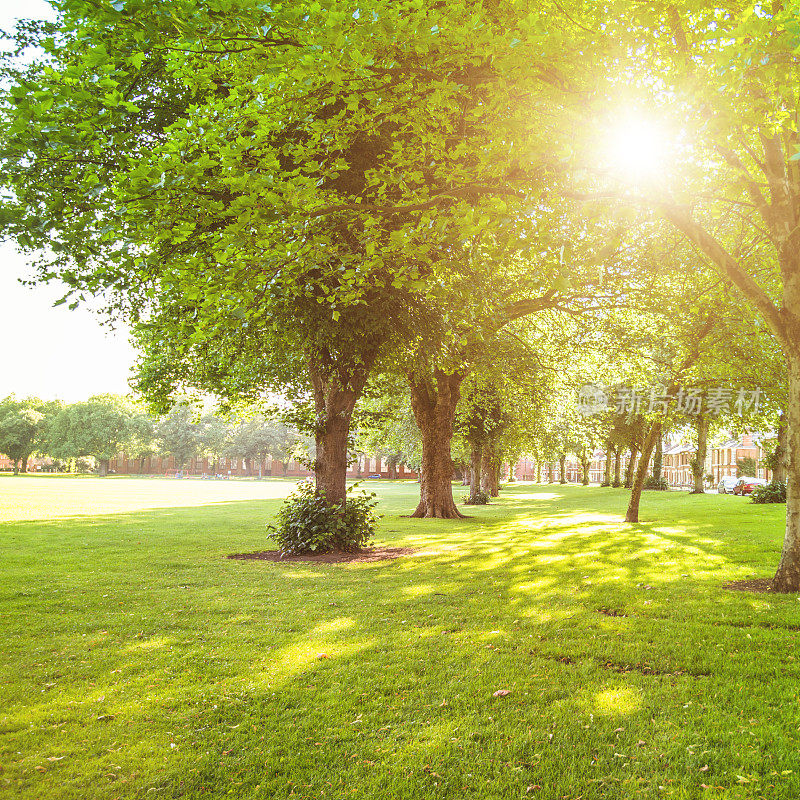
[491,459,500,496]
[480,448,492,495]
[468,445,483,500]
[559,454,567,484]
[507,461,516,482]
[12,459,19,475]
[774,412,788,482]
[626,422,661,523]
[603,448,612,486]
[547,462,554,483]
[624,448,638,488]
[652,435,664,482]
[21,454,29,473]
[691,414,709,494]
[387,455,398,480]
[535,461,542,483]
[772,353,800,591]
[408,369,465,518]
[310,358,371,506]
[580,452,590,485]
[98,458,109,477]
[613,449,621,486]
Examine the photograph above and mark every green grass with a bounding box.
[1,478,799,799]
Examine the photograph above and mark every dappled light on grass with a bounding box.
[124,636,171,652]
[593,686,642,717]
[2,479,800,798]
[506,492,564,501]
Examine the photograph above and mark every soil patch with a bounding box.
[723,577,775,593]
[227,546,415,564]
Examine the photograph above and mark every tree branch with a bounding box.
[658,203,787,344]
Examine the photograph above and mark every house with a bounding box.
[0,454,47,472]
[662,441,707,487]
[709,433,773,482]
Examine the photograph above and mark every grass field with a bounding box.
[1,477,798,799]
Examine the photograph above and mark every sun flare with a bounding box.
[604,115,670,184]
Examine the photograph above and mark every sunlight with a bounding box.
[594,686,642,716]
[603,114,671,185]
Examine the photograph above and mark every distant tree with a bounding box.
[0,396,59,474]
[226,415,268,477]
[155,404,201,471]
[269,420,309,477]
[47,395,132,476]
[198,414,231,474]
[737,457,758,479]
[126,411,157,473]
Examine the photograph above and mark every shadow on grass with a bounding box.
[2,484,798,798]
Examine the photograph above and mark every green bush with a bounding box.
[463,490,489,505]
[267,480,380,555]
[643,476,670,491]
[751,480,787,504]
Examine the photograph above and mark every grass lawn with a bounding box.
[1,477,799,799]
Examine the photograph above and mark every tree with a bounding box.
[578,4,800,588]
[737,457,758,479]
[47,395,132,475]
[198,413,231,474]
[0,396,58,473]
[126,410,157,473]
[1,1,596,512]
[155,403,201,471]
[689,412,710,495]
[226,414,274,477]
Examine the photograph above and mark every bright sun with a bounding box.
[604,115,669,184]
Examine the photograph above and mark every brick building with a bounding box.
[709,433,772,482]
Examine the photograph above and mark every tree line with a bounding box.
[0,395,308,477]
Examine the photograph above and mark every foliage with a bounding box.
[155,403,202,469]
[267,480,380,556]
[462,490,489,505]
[751,481,787,505]
[46,395,133,469]
[736,457,758,478]
[0,396,59,472]
[0,0,588,418]
[643,476,669,491]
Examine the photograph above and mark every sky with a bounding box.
[0,0,137,402]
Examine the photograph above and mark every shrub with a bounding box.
[643,476,669,491]
[267,480,380,555]
[751,480,787,504]
[463,490,489,505]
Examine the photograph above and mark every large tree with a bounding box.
[1,0,596,508]
[47,395,132,476]
[572,4,800,588]
[0,396,60,474]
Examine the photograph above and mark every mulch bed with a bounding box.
[723,578,775,593]
[227,546,415,564]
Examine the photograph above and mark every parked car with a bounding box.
[733,477,769,496]
[717,476,740,494]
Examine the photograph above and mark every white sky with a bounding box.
[0,0,137,402]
